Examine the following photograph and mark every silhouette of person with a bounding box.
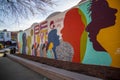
[82,0,118,66]
[61,8,85,63]
[86,0,117,51]
[48,29,60,59]
[41,42,47,57]
[22,32,27,54]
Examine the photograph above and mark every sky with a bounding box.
[0,0,81,31]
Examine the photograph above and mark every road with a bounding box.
[0,56,50,80]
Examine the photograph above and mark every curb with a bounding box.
[7,54,102,80]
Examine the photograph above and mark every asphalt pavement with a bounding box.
[0,56,50,80]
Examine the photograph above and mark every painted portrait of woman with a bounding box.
[82,0,120,68]
[61,8,85,63]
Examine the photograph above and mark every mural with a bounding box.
[82,0,120,68]
[48,29,60,59]
[17,31,23,53]
[17,0,120,68]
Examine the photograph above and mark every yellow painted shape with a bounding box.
[97,0,120,68]
[48,42,54,50]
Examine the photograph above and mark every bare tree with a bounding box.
[0,0,54,24]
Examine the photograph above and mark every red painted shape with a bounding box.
[61,8,85,63]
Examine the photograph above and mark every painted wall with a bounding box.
[17,0,120,68]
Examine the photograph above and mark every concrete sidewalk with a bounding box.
[7,54,102,80]
[0,57,50,80]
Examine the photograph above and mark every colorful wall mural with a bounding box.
[17,0,120,68]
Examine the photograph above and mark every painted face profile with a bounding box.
[61,8,85,62]
[86,0,117,51]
